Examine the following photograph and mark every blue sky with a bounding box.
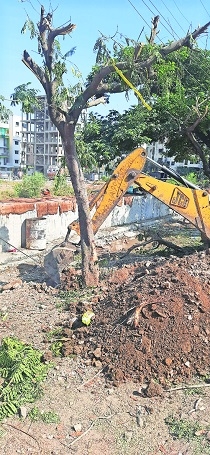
[1,0,210,116]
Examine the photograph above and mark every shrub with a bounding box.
[15,173,46,198]
[52,174,74,196]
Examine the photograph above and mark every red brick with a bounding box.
[0,201,35,215]
[59,198,76,213]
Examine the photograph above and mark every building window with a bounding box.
[15,160,19,164]
[15,150,19,154]
[15,140,19,145]
[15,122,19,126]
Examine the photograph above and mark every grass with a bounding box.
[0,180,17,199]
[28,406,60,423]
[58,288,96,310]
[165,415,210,454]
[0,177,74,199]
[165,416,201,441]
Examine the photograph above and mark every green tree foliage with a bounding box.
[143,47,210,177]
[75,124,97,171]
[86,46,210,178]
[82,109,151,170]
[11,83,41,113]
[0,96,11,122]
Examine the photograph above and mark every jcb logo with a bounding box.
[170,188,189,208]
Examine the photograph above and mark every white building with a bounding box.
[146,141,202,173]
[0,122,9,170]
[0,117,23,176]
[9,115,22,171]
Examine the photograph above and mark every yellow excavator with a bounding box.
[64,147,210,244]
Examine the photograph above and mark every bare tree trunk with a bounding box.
[62,122,99,287]
[186,130,210,178]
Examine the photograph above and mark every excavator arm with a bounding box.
[64,147,210,244]
[133,173,210,241]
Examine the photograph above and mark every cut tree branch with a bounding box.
[22,50,47,90]
[87,96,108,107]
[120,232,182,258]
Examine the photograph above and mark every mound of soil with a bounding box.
[61,251,210,391]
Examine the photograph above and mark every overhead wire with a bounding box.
[159,0,187,35]
[127,0,210,134]
[127,0,210,92]
[172,0,191,25]
[145,0,209,87]
[141,0,178,39]
[200,0,210,18]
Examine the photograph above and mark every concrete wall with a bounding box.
[0,194,171,251]
[103,193,170,227]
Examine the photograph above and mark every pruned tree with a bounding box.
[13,4,210,286]
[142,47,210,178]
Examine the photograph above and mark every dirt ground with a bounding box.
[0,222,210,455]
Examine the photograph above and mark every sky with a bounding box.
[1,0,210,117]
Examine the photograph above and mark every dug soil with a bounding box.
[61,250,210,390]
[0,226,210,454]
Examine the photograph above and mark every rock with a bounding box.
[73,423,82,432]
[19,406,27,418]
[145,380,163,397]
[123,431,133,442]
[206,431,210,441]
[92,347,102,359]
[92,359,103,369]
[1,279,22,291]
[165,357,173,366]
[44,246,76,286]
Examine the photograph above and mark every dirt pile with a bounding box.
[60,250,210,390]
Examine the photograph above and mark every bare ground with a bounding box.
[0,222,210,455]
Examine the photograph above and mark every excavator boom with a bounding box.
[64,147,210,244]
[65,147,147,241]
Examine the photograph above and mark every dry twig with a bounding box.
[78,368,104,389]
[165,383,210,392]
[2,423,42,453]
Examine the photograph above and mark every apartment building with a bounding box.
[0,116,22,176]
[0,122,9,170]
[9,115,22,171]
[21,96,64,175]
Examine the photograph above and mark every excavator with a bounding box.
[64,147,210,245]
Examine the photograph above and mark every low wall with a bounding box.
[0,194,171,252]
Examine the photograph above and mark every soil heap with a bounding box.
[61,250,210,390]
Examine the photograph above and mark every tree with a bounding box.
[90,47,210,179]
[82,109,151,169]
[137,47,210,177]
[13,4,210,286]
[0,96,12,122]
